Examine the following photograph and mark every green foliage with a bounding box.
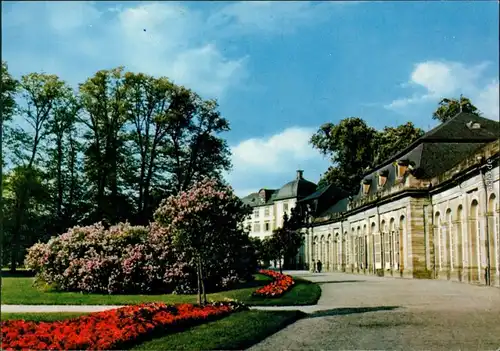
[2,62,233,272]
[311,118,424,194]
[432,95,480,123]
[154,177,254,304]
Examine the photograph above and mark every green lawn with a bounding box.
[1,310,304,350]
[1,274,321,306]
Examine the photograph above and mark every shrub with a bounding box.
[25,222,197,294]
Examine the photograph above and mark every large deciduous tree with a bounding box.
[432,95,480,123]
[311,118,424,194]
[154,177,252,305]
[6,72,68,272]
[79,67,133,225]
[1,61,19,267]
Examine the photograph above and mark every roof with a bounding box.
[299,183,349,203]
[273,178,317,201]
[241,189,279,207]
[364,112,500,177]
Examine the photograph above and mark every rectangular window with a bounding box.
[283,203,289,213]
[264,222,270,232]
[264,207,270,216]
[253,222,260,232]
[253,209,259,218]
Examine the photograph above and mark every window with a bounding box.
[283,203,289,213]
[264,222,270,232]
[253,222,261,232]
[264,206,270,216]
[253,209,260,218]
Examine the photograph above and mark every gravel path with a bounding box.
[248,270,500,351]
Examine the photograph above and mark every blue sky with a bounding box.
[2,1,499,196]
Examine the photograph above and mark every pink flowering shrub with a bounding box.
[154,177,256,300]
[25,179,257,295]
[25,222,197,294]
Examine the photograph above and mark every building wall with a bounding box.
[304,160,500,287]
[245,198,296,240]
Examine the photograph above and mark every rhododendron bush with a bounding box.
[25,177,256,295]
[154,177,255,303]
[25,222,196,294]
[1,302,247,350]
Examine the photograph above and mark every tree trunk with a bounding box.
[279,256,283,274]
[196,261,202,305]
[198,256,207,305]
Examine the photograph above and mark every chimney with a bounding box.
[296,170,304,180]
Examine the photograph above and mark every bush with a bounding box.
[25,222,198,294]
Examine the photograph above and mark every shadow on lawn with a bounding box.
[1,270,35,278]
[308,306,400,318]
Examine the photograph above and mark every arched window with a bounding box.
[399,215,405,272]
[456,205,464,281]
[469,200,479,282]
[389,218,396,270]
[327,234,332,271]
[373,221,381,269]
[381,220,386,269]
[446,209,453,271]
[435,212,442,270]
[488,194,498,275]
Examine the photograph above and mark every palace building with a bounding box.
[241,112,500,287]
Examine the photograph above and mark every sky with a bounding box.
[2,1,499,196]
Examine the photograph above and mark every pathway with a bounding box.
[249,270,500,350]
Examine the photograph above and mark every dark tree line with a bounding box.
[1,62,232,272]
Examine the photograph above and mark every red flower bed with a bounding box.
[253,269,295,297]
[1,301,246,350]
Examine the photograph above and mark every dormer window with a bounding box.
[466,121,481,130]
[362,178,371,195]
[396,159,410,178]
[378,170,389,187]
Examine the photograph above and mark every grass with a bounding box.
[1,312,88,321]
[1,274,321,306]
[1,310,304,351]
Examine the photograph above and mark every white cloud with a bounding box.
[226,127,329,196]
[208,1,355,36]
[385,60,499,119]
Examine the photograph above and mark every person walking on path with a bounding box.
[317,260,323,273]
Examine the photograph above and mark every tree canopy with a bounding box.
[2,63,233,271]
[432,95,480,123]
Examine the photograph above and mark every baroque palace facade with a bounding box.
[242,112,500,287]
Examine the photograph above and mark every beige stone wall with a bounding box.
[304,142,499,288]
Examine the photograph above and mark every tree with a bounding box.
[311,118,377,193]
[311,118,424,194]
[7,72,67,272]
[267,213,305,274]
[79,67,133,225]
[373,122,425,165]
[154,177,251,305]
[432,95,480,123]
[161,90,231,194]
[1,61,19,268]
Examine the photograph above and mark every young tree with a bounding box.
[267,213,305,274]
[432,95,480,123]
[154,177,251,305]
